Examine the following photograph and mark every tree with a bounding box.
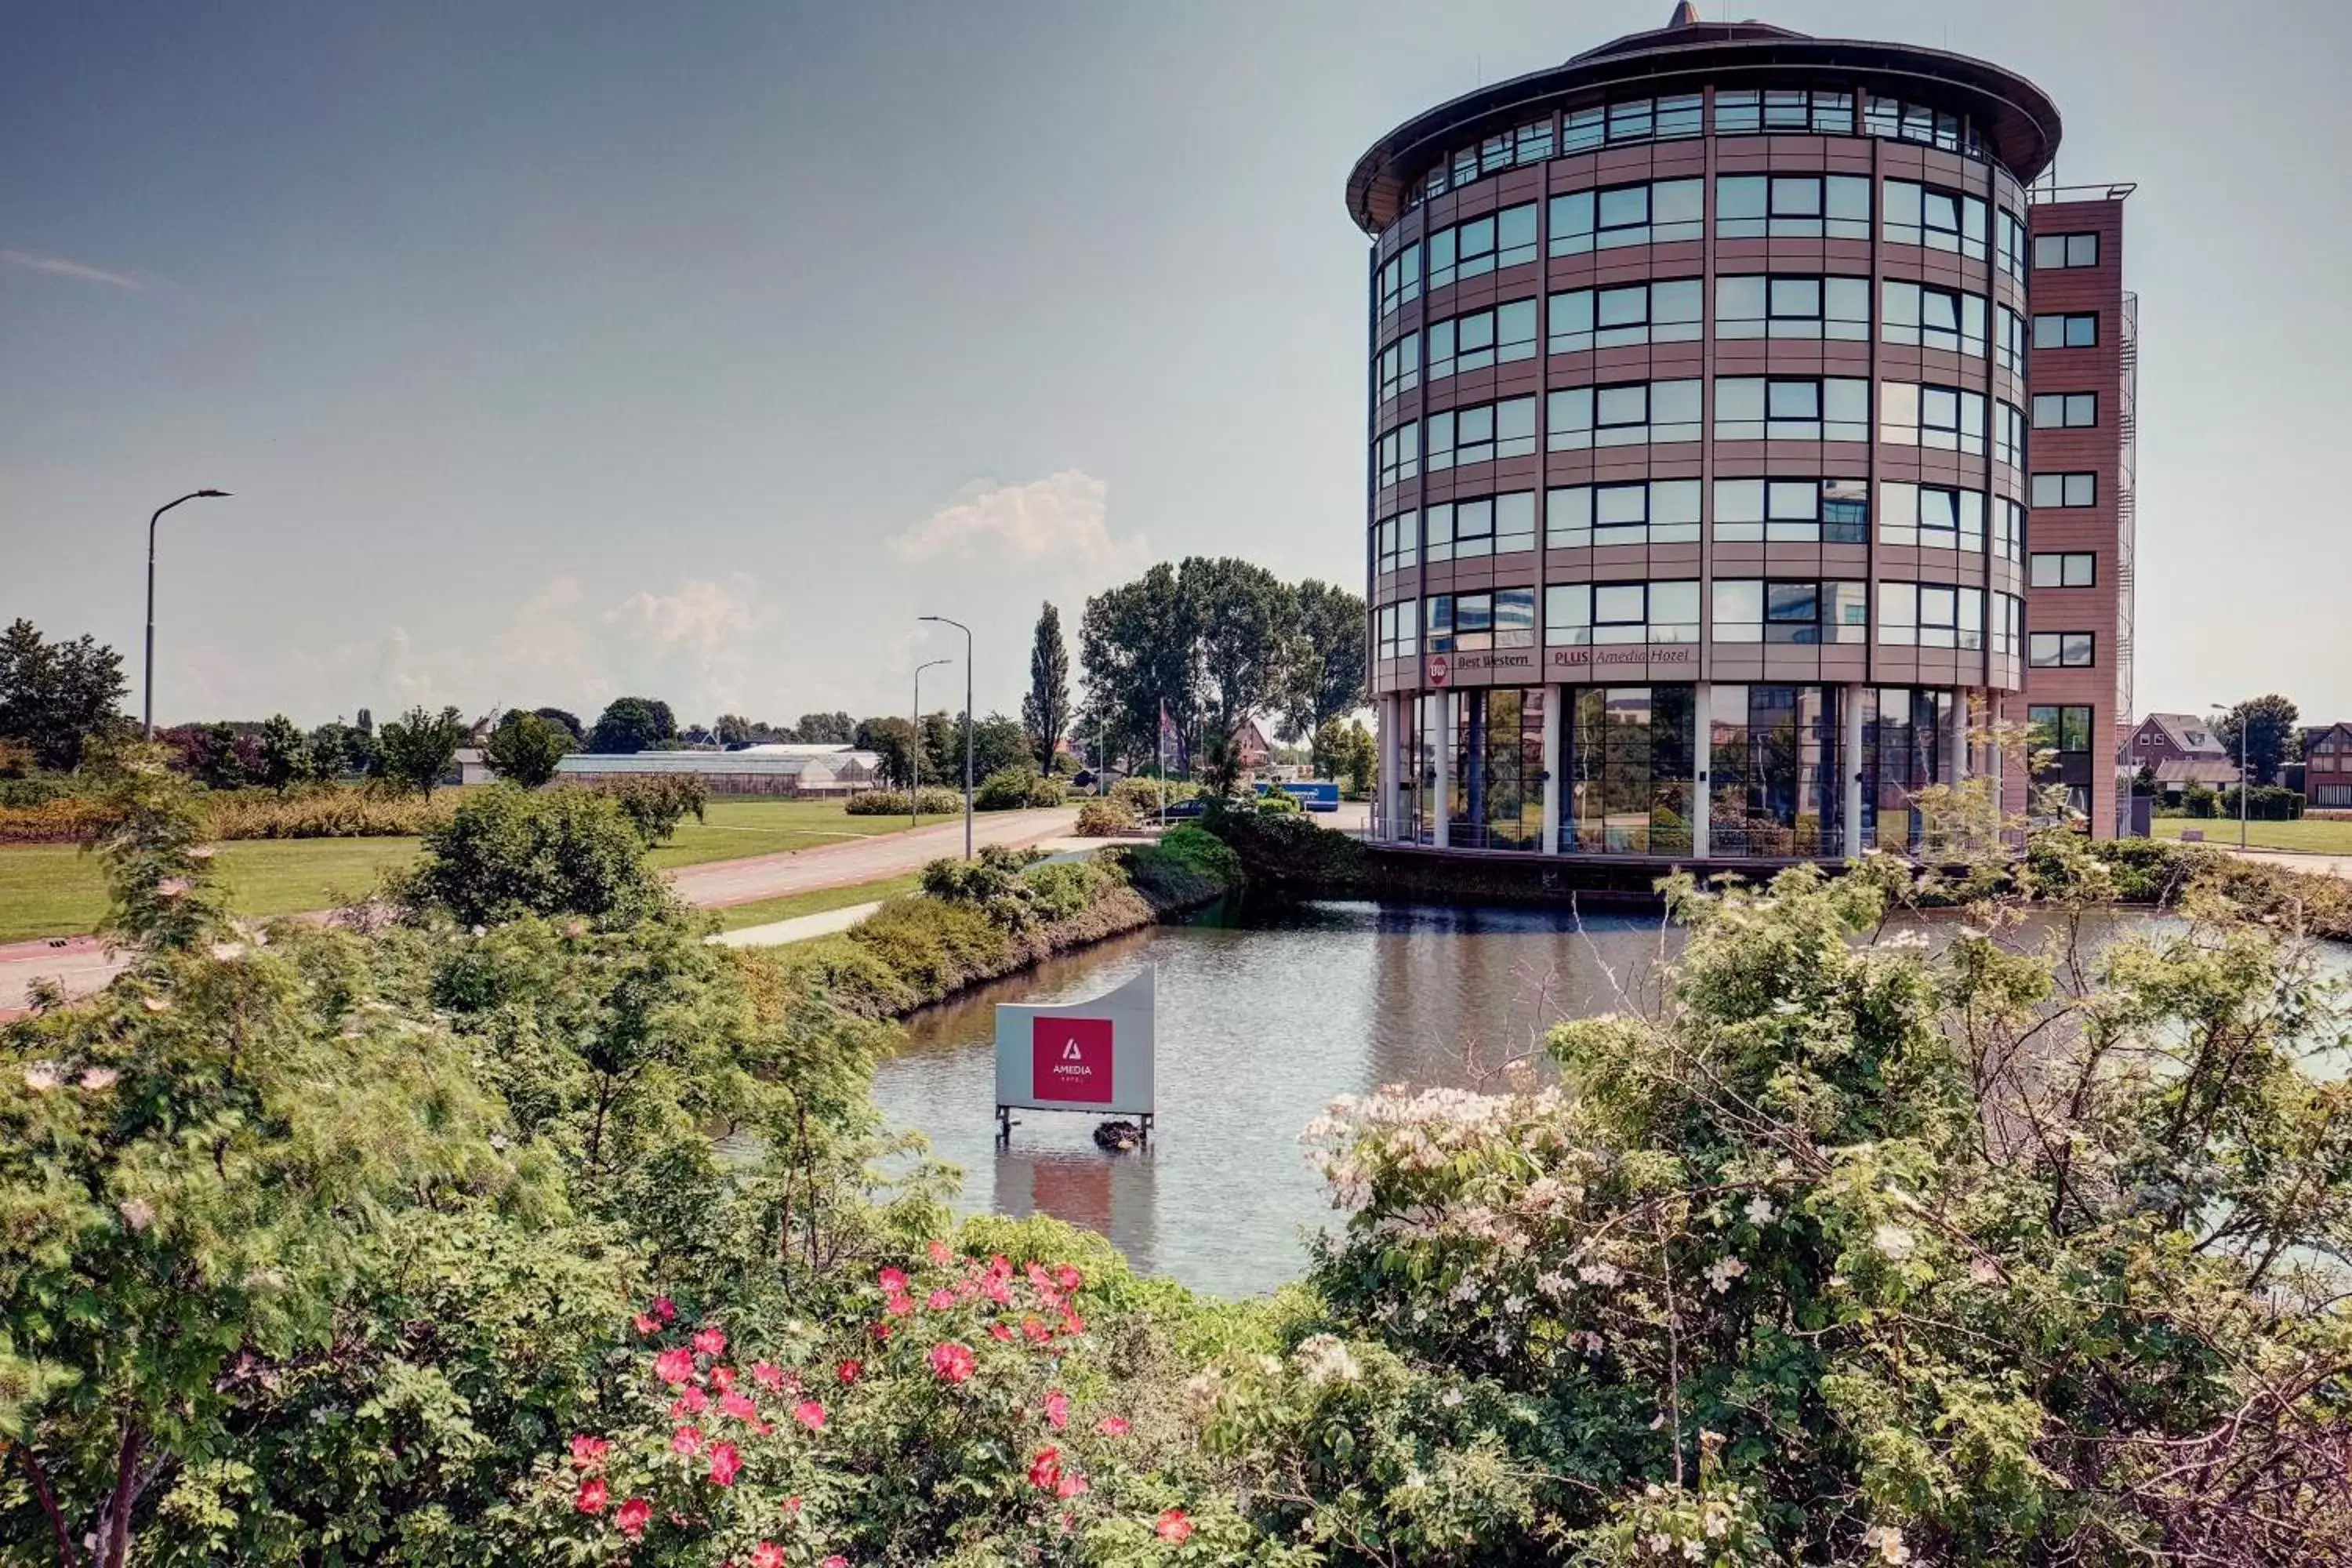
[0,764,535,1568]
[0,618,130,771]
[586,696,673,755]
[1185,557,1301,792]
[375,703,468,797]
[1078,563,1198,777]
[1280,580,1368,742]
[1022,603,1073,773]
[714,713,786,747]
[967,712,1033,783]
[304,717,372,781]
[532,706,585,742]
[256,713,306,793]
[158,721,256,789]
[2214,694,2301,786]
[854,716,922,789]
[484,709,575,787]
[1312,717,1377,795]
[396,784,677,930]
[794,711,855,744]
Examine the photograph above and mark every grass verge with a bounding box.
[708,873,925,933]
[0,837,425,945]
[2151,817,2352,855]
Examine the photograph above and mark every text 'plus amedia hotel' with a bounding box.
[1352,4,2135,860]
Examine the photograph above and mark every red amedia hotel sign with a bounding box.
[1032,1016,1115,1104]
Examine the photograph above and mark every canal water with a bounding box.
[870,899,2340,1298]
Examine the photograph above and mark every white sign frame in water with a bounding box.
[993,965,1155,1139]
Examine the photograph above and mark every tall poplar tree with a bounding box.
[1022,602,1072,772]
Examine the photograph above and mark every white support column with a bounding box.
[1540,685,1563,855]
[1432,689,1454,849]
[1948,691,1970,784]
[1842,683,1866,856]
[1378,694,1401,841]
[1690,682,1711,861]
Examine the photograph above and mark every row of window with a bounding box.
[1404,86,1998,210]
[1379,376,2076,479]
[1387,175,2031,314]
[1377,478,2027,561]
[1377,581,2025,655]
[1390,280,2080,372]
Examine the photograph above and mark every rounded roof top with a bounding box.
[1345,5,2062,234]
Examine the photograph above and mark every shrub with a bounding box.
[2181,781,2220,818]
[0,796,121,844]
[1075,797,1137,837]
[1254,788,1300,815]
[564,773,708,844]
[975,768,1065,811]
[200,784,456,840]
[844,786,965,816]
[395,784,676,927]
[2220,783,2304,821]
[1118,824,1243,908]
[0,770,77,808]
[1198,803,1367,891]
[1111,775,1197,816]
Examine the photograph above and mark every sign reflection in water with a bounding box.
[878,900,1684,1298]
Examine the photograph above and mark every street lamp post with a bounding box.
[920,615,974,858]
[144,489,231,737]
[2215,701,2249,850]
[913,657,950,832]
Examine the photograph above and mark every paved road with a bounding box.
[0,805,1082,1016]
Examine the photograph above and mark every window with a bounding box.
[1715,275,1870,339]
[1996,306,2026,372]
[2033,392,2098,429]
[2030,551,2097,587]
[1864,96,1978,157]
[1878,482,1986,550]
[1547,379,1702,448]
[1376,510,1417,574]
[1546,479,1702,547]
[1427,204,1537,290]
[1878,583,1984,648]
[2030,631,2096,667]
[1712,477,1868,543]
[1715,174,1871,239]
[1559,94,1703,153]
[1996,208,2027,282]
[1376,600,1417,659]
[1992,496,2022,561]
[1550,180,1705,255]
[1425,492,1537,561]
[1993,593,2022,657]
[1881,281,1988,357]
[1515,119,1555,165]
[1711,579,1851,644]
[1379,243,1420,317]
[1377,421,1417,487]
[1715,88,1854,136]
[2032,231,2100,269]
[1428,396,1537,468]
[1713,377,1870,441]
[1428,300,1538,379]
[1548,280,1703,354]
[1883,180,1988,258]
[1431,590,1526,652]
[1377,332,1419,401]
[2033,312,2099,349]
[1546,580,1700,645]
[2031,472,2097,507]
[1995,401,2024,470]
[1879,382,1987,452]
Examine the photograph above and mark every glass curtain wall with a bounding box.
[1447,688,1547,849]
[1563,686,1696,853]
[1710,685,1844,856]
[1862,688,1954,849]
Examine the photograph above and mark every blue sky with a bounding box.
[4,1,2347,730]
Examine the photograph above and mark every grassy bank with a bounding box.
[735,829,1241,1018]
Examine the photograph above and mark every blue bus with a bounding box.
[1258,780,1341,812]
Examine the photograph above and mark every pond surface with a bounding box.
[870,899,2338,1298]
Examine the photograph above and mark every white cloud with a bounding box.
[887,470,1149,575]
[0,248,149,291]
[607,573,768,717]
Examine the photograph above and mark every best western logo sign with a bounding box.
[1032,1018,1114,1104]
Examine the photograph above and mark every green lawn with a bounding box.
[0,837,425,945]
[648,800,960,870]
[0,800,958,944]
[2153,817,2352,854]
[708,873,925,933]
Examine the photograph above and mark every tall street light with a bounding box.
[919,615,974,858]
[2214,700,2249,850]
[913,657,950,832]
[145,489,231,736]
